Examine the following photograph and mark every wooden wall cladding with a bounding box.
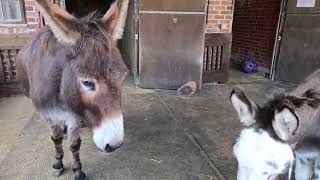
[202,33,232,84]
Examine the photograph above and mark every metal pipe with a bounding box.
[270,0,287,80]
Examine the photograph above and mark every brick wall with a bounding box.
[206,0,235,33]
[0,0,60,35]
[231,0,281,70]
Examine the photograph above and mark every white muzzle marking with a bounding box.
[93,115,124,152]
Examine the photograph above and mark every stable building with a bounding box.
[0,0,318,96]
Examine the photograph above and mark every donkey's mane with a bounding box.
[252,89,320,141]
[263,89,320,112]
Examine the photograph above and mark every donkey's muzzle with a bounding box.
[93,114,124,152]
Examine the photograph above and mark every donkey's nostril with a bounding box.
[105,144,114,152]
[104,143,123,153]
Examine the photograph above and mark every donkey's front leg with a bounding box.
[295,152,313,180]
[50,125,65,176]
[69,128,86,180]
[313,157,320,180]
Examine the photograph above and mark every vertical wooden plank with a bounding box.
[13,49,19,80]
[221,46,224,70]
[207,46,212,71]
[2,49,8,81]
[218,46,223,70]
[215,46,219,70]
[3,49,12,81]
[212,46,217,70]
[209,46,213,71]
[203,46,207,71]
[0,48,5,83]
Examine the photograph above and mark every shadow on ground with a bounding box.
[0,69,296,180]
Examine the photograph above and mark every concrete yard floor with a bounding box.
[0,69,296,180]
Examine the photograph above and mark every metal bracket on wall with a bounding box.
[133,0,140,85]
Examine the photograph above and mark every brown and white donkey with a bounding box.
[231,69,320,180]
[16,0,129,179]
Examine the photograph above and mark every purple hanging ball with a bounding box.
[242,59,258,73]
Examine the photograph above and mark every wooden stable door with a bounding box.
[275,0,320,84]
[138,0,207,89]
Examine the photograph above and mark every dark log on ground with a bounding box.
[177,81,197,97]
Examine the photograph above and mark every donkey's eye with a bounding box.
[81,81,95,91]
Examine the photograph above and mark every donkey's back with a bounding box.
[291,69,320,96]
[17,27,67,109]
[288,69,320,141]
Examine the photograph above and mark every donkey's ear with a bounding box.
[101,0,129,41]
[35,0,81,44]
[273,107,299,141]
[230,87,258,127]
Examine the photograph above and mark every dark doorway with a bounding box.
[65,0,113,17]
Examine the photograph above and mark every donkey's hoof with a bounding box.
[52,168,64,177]
[75,171,86,180]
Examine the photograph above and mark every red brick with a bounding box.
[221,1,232,5]
[220,10,232,14]
[26,11,39,17]
[28,24,38,29]
[214,15,224,19]
[225,15,233,20]
[208,20,219,24]
[219,19,232,24]
[25,5,34,12]
[209,1,220,5]
[24,0,35,6]
[215,6,226,10]
[8,27,14,34]
[27,17,38,22]
[207,15,214,20]
[208,24,219,29]
[208,5,215,10]
[208,10,219,14]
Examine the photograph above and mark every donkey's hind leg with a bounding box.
[50,125,65,177]
[313,157,320,180]
[68,126,86,180]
